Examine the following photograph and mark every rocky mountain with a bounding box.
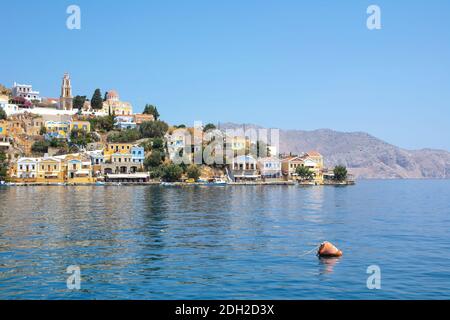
[218,123,450,179]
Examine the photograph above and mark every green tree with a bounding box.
[296,166,314,181]
[91,89,103,110]
[0,107,7,120]
[31,140,50,154]
[186,164,201,181]
[107,128,141,143]
[152,137,165,151]
[70,129,96,147]
[161,163,183,182]
[0,151,8,181]
[90,115,115,132]
[144,150,164,169]
[203,123,216,132]
[73,95,87,110]
[333,165,348,182]
[143,104,160,120]
[139,120,169,139]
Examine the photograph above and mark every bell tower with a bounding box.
[60,73,73,110]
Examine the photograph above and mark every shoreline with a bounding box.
[1,181,355,187]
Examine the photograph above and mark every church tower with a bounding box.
[60,73,73,110]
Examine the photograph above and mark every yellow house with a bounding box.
[36,157,65,183]
[45,121,70,138]
[0,120,8,137]
[70,120,91,133]
[302,151,324,184]
[281,151,324,184]
[104,143,133,161]
[64,154,94,183]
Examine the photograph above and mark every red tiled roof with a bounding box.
[306,151,322,157]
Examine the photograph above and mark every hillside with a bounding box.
[218,123,450,179]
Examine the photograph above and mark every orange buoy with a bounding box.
[317,241,343,258]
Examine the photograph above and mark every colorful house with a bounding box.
[115,116,137,130]
[36,157,65,183]
[45,121,70,138]
[64,154,94,183]
[104,143,133,161]
[131,146,145,164]
[281,151,324,183]
[70,120,91,133]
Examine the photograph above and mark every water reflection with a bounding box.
[318,257,342,275]
[1,181,450,299]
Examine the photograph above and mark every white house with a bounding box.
[16,158,39,179]
[12,82,42,102]
[258,156,282,179]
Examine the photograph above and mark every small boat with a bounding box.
[161,182,177,187]
[202,178,227,186]
[95,181,106,186]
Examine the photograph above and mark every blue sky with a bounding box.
[1,0,449,150]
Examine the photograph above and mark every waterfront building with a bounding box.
[281,156,304,178]
[64,154,94,183]
[102,91,133,116]
[258,156,282,179]
[59,73,73,110]
[231,155,260,182]
[115,116,137,130]
[102,152,142,175]
[131,146,145,164]
[12,82,41,102]
[134,113,154,125]
[281,151,324,183]
[16,158,39,180]
[303,151,324,183]
[36,157,65,183]
[104,143,133,161]
[88,150,104,165]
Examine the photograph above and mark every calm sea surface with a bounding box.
[0,180,449,299]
